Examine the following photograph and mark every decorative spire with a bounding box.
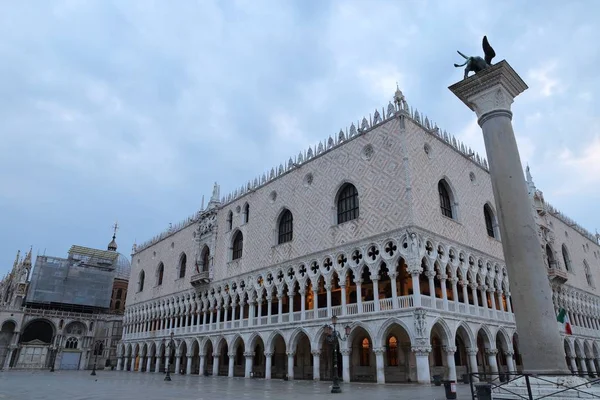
[108,221,118,251]
[23,246,32,266]
[12,250,20,271]
[207,182,221,209]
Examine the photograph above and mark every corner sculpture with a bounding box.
[454,36,496,79]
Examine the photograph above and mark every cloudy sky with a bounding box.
[1,0,599,276]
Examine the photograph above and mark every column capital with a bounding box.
[243,352,255,358]
[504,351,515,357]
[412,346,431,356]
[340,349,351,356]
[443,346,457,354]
[286,351,295,357]
[228,353,235,358]
[311,350,321,356]
[466,348,478,356]
[212,352,219,358]
[485,349,499,356]
[264,352,273,358]
[373,347,386,355]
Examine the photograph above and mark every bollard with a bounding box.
[475,383,493,400]
[443,380,457,400]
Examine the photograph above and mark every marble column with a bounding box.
[212,354,219,376]
[325,284,332,316]
[278,294,283,322]
[313,289,319,315]
[199,355,205,376]
[373,279,380,312]
[390,275,398,309]
[471,284,479,308]
[579,357,588,376]
[462,283,469,307]
[116,357,122,371]
[374,347,385,384]
[186,354,192,375]
[451,278,459,308]
[228,354,235,377]
[505,351,516,374]
[146,356,152,372]
[340,284,347,315]
[444,346,457,382]
[130,356,136,372]
[312,350,321,381]
[287,352,294,380]
[413,347,431,384]
[155,356,162,373]
[588,358,597,378]
[124,356,130,371]
[356,281,363,313]
[300,290,306,321]
[411,271,421,307]
[175,353,181,375]
[264,352,273,379]
[341,349,351,383]
[266,296,272,324]
[487,349,499,376]
[450,60,567,373]
[244,352,254,378]
[441,275,449,310]
[569,357,577,374]
[467,348,479,382]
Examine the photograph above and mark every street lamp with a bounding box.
[90,340,103,376]
[164,332,174,382]
[324,315,351,394]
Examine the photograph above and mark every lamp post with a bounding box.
[324,315,351,394]
[164,332,174,382]
[90,340,103,376]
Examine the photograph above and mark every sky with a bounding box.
[1,0,599,276]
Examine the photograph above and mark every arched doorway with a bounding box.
[18,319,55,369]
[455,324,475,381]
[217,340,228,376]
[349,326,376,382]
[0,321,16,368]
[292,331,312,380]
[251,335,266,378]
[270,333,287,379]
[148,342,156,372]
[230,337,245,377]
[381,322,412,383]
[190,340,200,374]
[430,322,451,381]
[178,341,187,374]
[476,328,493,380]
[203,340,214,375]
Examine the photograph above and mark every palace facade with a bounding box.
[118,88,600,384]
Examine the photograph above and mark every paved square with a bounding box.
[0,370,472,399]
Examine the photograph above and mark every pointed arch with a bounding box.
[483,203,497,238]
[429,317,452,345]
[438,178,456,219]
[178,252,187,279]
[231,230,243,260]
[227,210,233,231]
[243,202,250,224]
[277,208,294,244]
[336,182,359,224]
[200,246,210,272]
[138,270,145,292]
[454,322,475,349]
[288,327,312,353]
[266,330,286,353]
[561,244,572,272]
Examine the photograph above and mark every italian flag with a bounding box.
[557,308,572,335]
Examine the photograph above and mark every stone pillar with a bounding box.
[199,355,205,376]
[341,349,351,383]
[450,61,567,373]
[569,357,577,373]
[212,353,219,376]
[228,354,235,377]
[411,272,421,307]
[266,295,272,324]
[467,348,479,382]
[248,300,255,327]
[489,288,497,311]
[480,287,488,310]
[413,347,431,384]
[588,358,597,378]
[356,282,363,313]
[579,357,588,376]
[505,351,516,374]
[497,291,504,312]
[390,275,398,309]
[325,284,332,316]
[506,293,513,314]
[471,284,479,307]
[300,290,306,321]
[175,353,181,375]
[313,288,319,314]
[373,279,380,312]
[146,356,152,372]
[374,347,385,384]
[155,356,161,373]
[462,283,469,306]
[451,278,459,307]
[427,271,436,300]
[186,354,192,375]
[265,352,273,379]
[244,352,254,378]
[287,352,294,380]
[440,275,448,310]
[116,357,122,371]
[278,294,283,322]
[288,290,294,317]
[312,350,321,381]
[130,356,136,372]
[340,283,347,315]
[124,356,129,371]
[444,346,457,382]
[487,349,499,376]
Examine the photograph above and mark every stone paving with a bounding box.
[0,370,473,399]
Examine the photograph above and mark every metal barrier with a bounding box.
[469,372,600,399]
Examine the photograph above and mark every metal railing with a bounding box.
[469,372,600,399]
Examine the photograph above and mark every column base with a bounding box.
[493,375,600,399]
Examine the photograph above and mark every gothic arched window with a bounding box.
[337,183,359,224]
[562,245,572,272]
[438,180,454,219]
[227,211,233,231]
[278,209,293,244]
[116,288,123,300]
[243,203,249,224]
[138,270,145,292]
[157,263,164,286]
[232,231,243,260]
[65,337,78,349]
[545,244,555,268]
[484,204,495,238]
[179,253,187,279]
[201,246,210,272]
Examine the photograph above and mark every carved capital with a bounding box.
[264,352,273,358]
[212,352,219,358]
[485,349,499,356]
[311,350,321,357]
[412,346,431,356]
[504,351,514,357]
[373,347,386,355]
[340,349,351,356]
[443,346,457,354]
[243,351,255,358]
[466,348,478,356]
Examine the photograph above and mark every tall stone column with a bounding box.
[450,61,567,373]
[186,353,192,375]
[444,346,457,381]
[505,351,516,374]
[486,349,499,376]
[199,355,205,376]
[466,348,479,382]
[374,348,385,384]
[311,350,321,381]
[587,358,597,378]
[244,352,254,378]
[389,275,398,309]
[286,352,294,380]
[569,357,578,373]
[175,353,181,375]
[116,357,123,371]
[155,356,161,373]
[340,283,347,315]
[146,356,152,372]
[341,349,351,383]
[264,352,273,379]
[228,354,235,377]
[410,271,421,307]
[212,353,219,376]
[372,279,380,312]
[413,347,431,384]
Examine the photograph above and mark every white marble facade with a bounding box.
[119,88,600,384]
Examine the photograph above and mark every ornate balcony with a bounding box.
[190,271,211,287]
[547,265,568,283]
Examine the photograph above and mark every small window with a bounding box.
[116,288,123,300]
[227,211,233,231]
[65,337,78,349]
[157,263,164,285]
[115,300,121,310]
[138,270,145,292]
[562,245,571,272]
[484,204,495,238]
[546,244,555,268]
[200,246,210,272]
[438,180,453,219]
[337,183,359,224]
[232,231,243,260]
[278,209,293,244]
[179,253,187,279]
[360,337,370,366]
[243,203,249,224]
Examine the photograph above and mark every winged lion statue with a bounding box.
[454,36,496,79]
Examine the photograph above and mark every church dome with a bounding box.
[115,253,131,280]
